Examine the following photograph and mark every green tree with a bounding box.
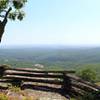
[0,0,27,42]
[77,68,96,83]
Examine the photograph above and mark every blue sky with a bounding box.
[1,0,100,46]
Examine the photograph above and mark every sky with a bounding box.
[1,0,100,47]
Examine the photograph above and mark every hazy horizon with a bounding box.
[0,44,100,49]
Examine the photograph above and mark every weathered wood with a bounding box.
[21,82,60,90]
[62,73,71,93]
[4,70,64,78]
[3,75,63,85]
[70,86,85,96]
[0,79,12,83]
[21,81,61,93]
[67,74,100,90]
[0,66,99,96]
[71,81,99,92]
[7,68,75,73]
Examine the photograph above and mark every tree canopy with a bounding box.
[77,68,96,83]
[0,0,27,42]
[0,0,27,20]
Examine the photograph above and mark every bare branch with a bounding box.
[4,7,12,20]
[2,7,12,25]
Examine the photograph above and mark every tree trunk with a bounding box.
[0,23,4,42]
[0,7,12,42]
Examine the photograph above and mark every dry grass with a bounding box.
[0,93,8,100]
[8,95,38,100]
[95,82,100,86]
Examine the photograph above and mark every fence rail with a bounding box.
[0,65,100,98]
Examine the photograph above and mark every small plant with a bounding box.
[0,93,8,100]
[9,86,21,93]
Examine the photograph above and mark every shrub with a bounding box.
[9,86,21,92]
[79,90,100,100]
[77,68,96,83]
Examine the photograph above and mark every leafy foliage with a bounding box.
[77,68,96,83]
[79,90,100,100]
[0,0,27,20]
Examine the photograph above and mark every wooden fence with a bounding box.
[0,65,100,98]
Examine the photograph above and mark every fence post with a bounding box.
[62,73,71,94]
[11,79,23,87]
[0,65,9,77]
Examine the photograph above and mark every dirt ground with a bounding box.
[0,81,69,100]
[0,89,68,100]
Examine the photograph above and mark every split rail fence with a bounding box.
[0,65,99,98]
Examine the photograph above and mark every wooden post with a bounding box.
[0,65,8,77]
[62,73,71,94]
[11,79,22,87]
